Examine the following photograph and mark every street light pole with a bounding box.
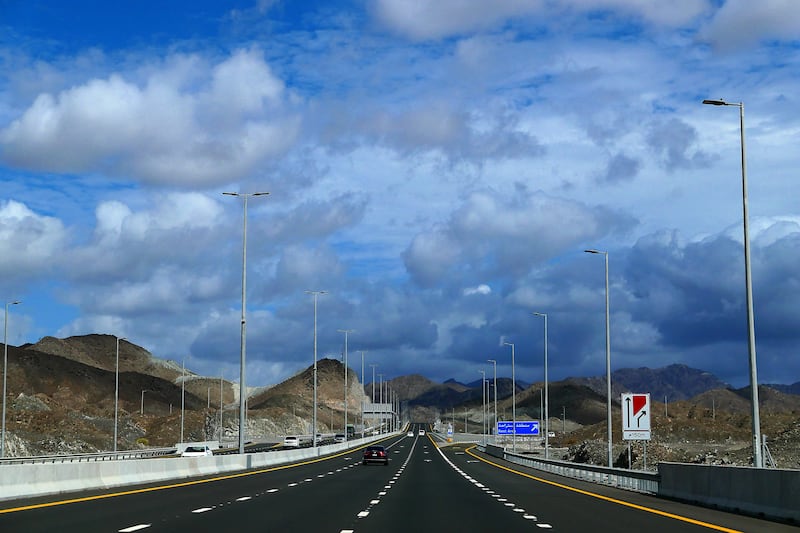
[585,249,612,467]
[503,341,516,452]
[114,335,126,454]
[487,359,497,444]
[1,300,20,458]
[338,329,354,441]
[306,290,327,448]
[478,370,484,443]
[223,191,269,455]
[533,312,549,459]
[180,357,185,444]
[378,373,384,433]
[218,371,225,442]
[140,390,148,415]
[360,350,367,438]
[702,98,762,468]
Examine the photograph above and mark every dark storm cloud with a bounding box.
[646,118,716,172]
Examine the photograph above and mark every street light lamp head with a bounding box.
[503,341,513,347]
[222,191,270,197]
[702,99,727,106]
[584,249,606,255]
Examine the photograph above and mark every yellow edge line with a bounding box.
[463,445,742,533]
[0,438,392,515]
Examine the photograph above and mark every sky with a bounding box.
[1,0,799,391]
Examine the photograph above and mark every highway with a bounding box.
[0,424,795,532]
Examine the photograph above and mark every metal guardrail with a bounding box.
[0,447,177,465]
[478,444,660,494]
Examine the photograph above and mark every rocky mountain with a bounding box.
[3,334,800,469]
[564,363,731,401]
[765,381,800,395]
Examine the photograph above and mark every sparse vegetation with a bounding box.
[1,335,798,470]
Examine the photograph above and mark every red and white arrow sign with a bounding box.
[622,393,651,440]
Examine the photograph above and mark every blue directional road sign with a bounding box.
[496,420,539,436]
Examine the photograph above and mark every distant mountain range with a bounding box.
[3,334,800,458]
[566,364,732,402]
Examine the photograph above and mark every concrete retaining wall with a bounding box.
[658,462,800,523]
[0,435,385,502]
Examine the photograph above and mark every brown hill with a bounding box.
[250,358,366,413]
[27,334,181,381]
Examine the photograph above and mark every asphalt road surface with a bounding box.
[0,425,796,532]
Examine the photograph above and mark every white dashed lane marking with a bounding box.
[440,446,555,528]
[119,526,151,533]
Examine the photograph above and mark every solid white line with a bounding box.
[119,525,151,532]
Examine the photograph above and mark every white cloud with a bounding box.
[0,200,67,277]
[700,0,800,50]
[372,0,543,40]
[464,284,491,296]
[373,0,710,41]
[0,50,300,187]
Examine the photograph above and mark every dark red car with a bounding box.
[363,445,389,465]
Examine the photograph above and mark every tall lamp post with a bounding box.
[532,312,549,458]
[702,98,762,468]
[370,364,377,434]
[503,341,516,452]
[1,300,20,458]
[306,290,327,448]
[487,359,497,444]
[360,350,367,438]
[378,373,384,433]
[585,248,612,467]
[338,329,354,441]
[180,357,186,444]
[223,191,269,455]
[140,390,148,415]
[478,370,486,444]
[113,335,127,453]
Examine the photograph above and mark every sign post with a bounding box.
[622,393,651,441]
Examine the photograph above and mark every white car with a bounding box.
[283,436,300,448]
[407,430,414,437]
[181,445,213,457]
[418,429,426,436]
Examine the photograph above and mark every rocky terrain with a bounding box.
[1,334,799,472]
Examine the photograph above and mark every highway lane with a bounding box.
[445,443,798,532]
[2,428,796,532]
[0,434,409,532]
